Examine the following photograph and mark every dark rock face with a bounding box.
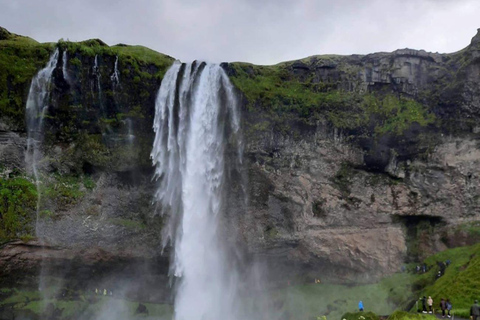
[226,32,480,283]
[2,28,480,289]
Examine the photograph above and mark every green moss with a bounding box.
[0,32,53,127]
[362,94,436,136]
[69,57,81,67]
[83,176,96,190]
[109,218,146,230]
[41,174,85,206]
[0,175,37,242]
[331,162,355,197]
[229,63,436,138]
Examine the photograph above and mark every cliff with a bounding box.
[1,26,480,290]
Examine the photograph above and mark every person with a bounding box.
[359,300,364,312]
[446,299,452,318]
[428,296,433,313]
[440,298,446,317]
[421,296,427,313]
[471,300,480,320]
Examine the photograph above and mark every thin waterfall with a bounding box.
[126,118,135,144]
[62,50,71,84]
[93,54,103,110]
[151,61,242,320]
[111,56,120,88]
[25,48,59,227]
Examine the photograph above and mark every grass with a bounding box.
[271,243,480,320]
[229,62,435,138]
[387,311,437,320]
[414,243,480,318]
[0,287,173,320]
[0,174,37,242]
[273,272,415,320]
[0,27,53,128]
[109,218,146,230]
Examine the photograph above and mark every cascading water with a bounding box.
[111,56,120,88]
[125,118,135,144]
[151,61,243,320]
[62,50,71,84]
[93,54,103,109]
[25,48,59,222]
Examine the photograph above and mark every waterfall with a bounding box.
[151,61,242,320]
[111,56,120,88]
[25,48,59,222]
[62,50,70,84]
[125,118,135,144]
[93,54,103,110]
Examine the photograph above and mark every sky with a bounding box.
[1,0,479,65]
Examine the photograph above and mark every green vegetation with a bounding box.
[0,287,173,320]
[341,311,379,320]
[0,175,37,242]
[387,311,437,320]
[272,243,480,320]
[41,174,87,207]
[109,218,146,230]
[0,27,53,128]
[0,26,174,135]
[331,162,356,197]
[273,272,415,320]
[58,38,174,80]
[361,94,436,136]
[229,62,436,138]
[414,243,480,318]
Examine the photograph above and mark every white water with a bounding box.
[93,54,103,109]
[125,118,135,144]
[111,56,120,87]
[25,48,59,222]
[151,61,242,320]
[62,50,71,84]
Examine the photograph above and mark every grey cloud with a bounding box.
[0,0,479,64]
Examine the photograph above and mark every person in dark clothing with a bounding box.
[471,300,480,320]
[440,298,447,317]
[446,299,452,318]
[421,296,427,313]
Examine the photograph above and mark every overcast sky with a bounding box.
[1,0,479,65]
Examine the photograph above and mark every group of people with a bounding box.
[419,296,452,317]
[414,260,451,275]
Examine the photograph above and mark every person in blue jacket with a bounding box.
[359,301,364,312]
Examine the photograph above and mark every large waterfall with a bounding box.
[25,48,59,220]
[151,61,243,320]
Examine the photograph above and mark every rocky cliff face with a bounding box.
[1,27,480,290]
